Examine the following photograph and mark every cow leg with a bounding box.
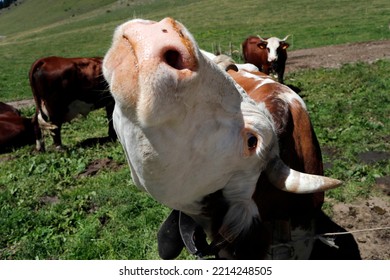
[277,68,285,84]
[32,113,45,152]
[105,103,117,140]
[51,123,63,150]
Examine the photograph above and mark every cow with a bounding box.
[0,102,35,153]
[200,50,259,72]
[242,35,289,84]
[29,56,116,151]
[103,18,348,260]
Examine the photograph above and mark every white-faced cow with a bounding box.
[0,102,35,153]
[242,35,289,84]
[29,56,116,151]
[103,18,352,260]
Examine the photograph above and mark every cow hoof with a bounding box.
[54,145,66,152]
[35,147,46,153]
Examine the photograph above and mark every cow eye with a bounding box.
[267,47,270,52]
[247,134,258,150]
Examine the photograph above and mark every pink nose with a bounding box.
[122,17,198,72]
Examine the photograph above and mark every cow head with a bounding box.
[258,35,290,62]
[103,18,340,252]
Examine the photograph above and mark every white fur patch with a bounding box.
[279,89,307,110]
[236,63,259,72]
[200,49,216,60]
[239,70,276,91]
[41,102,49,117]
[239,70,307,111]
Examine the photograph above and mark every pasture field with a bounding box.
[0,0,389,259]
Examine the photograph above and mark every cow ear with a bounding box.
[281,42,290,49]
[257,42,267,49]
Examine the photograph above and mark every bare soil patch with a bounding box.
[286,39,390,72]
[329,197,389,260]
[322,147,390,260]
[77,157,124,178]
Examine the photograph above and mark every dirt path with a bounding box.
[286,39,390,72]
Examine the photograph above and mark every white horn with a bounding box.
[266,157,342,193]
[257,35,268,42]
[281,35,290,42]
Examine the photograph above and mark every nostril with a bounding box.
[164,49,185,70]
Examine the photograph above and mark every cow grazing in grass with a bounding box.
[103,18,346,259]
[0,102,35,153]
[29,56,116,151]
[242,35,289,84]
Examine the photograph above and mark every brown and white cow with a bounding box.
[242,35,289,84]
[200,50,259,72]
[0,102,35,153]
[103,18,344,259]
[29,56,116,151]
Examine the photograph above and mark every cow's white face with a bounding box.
[265,37,281,62]
[103,18,279,238]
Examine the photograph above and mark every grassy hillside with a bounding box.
[0,0,389,101]
[0,0,116,36]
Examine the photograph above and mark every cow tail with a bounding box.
[36,113,57,132]
[29,60,58,134]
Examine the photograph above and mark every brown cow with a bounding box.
[0,102,35,153]
[29,56,116,151]
[242,36,289,84]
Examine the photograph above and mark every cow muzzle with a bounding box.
[120,17,198,75]
[103,17,202,126]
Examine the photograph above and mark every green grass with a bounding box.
[0,0,389,259]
